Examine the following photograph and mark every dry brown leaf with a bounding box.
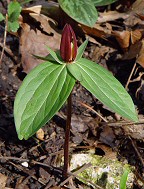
[124,123,144,140]
[22,5,43,14]
[39,167,50,184]
[97,11,128,23]
[136,13,144,20]
[122,41,142,60]
[131,0,144,14]
[81,24,107,39]
[112,30,130,49]
[15,176,30,189]
[131,29,142,44]
[19,10,61,73]
[99,126,116,147]
[0,173,7,189]
[124,0,144,27]
[137,39,144,67]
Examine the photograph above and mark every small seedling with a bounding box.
[0,1,22,32]
[120,168,130,189]
[14,24,138,178]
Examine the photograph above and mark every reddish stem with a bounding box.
[63,93,72,179]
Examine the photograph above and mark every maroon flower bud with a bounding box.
[60,24,77,63]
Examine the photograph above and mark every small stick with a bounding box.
[78,101,108,122]
[129,136,144,167]
[0,14,8,64]
[74,174,104,189]
[0,42,17,62]
[125,62,137,90]
[60,163,92,186]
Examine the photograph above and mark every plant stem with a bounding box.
[63,92,72,179]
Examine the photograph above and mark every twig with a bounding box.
[101,120,143,127]
[0,42,17,62]
[134,169,144,184]
[0,14,8,64]
[125,62,137,90]
[78,101,108,122]
[71,172,104,189]
[60,163,92,186]
[0,156,29,162]
[129,136,144,167]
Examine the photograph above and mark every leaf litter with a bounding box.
[0,0,144,188]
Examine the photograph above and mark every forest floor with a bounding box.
[0,0,144,188]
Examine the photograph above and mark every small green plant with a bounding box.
[14,24,138,178]
[0,1,22,32]
[120,168,130,189]
[58,0,118,27]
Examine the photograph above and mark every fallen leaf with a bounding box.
[122,41,142,60]
[131,29,142,44]
[124,122,144,140]
[19,10,61,73]
[99,126,116,147]
[112,30,130,49]
[39,167,50,184]
[97,11,128,23]
[137,39,144,67]
[131,0,144,14]
[0,173,7,189]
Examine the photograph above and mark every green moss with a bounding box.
[70,154,134,189]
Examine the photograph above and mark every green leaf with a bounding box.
[75,58,138,122]
[46,47,64,64]
[67,63,82,81]
[14,62,75,140]
[0,13,5,22]
[58,0,98,27]
[120,169,130,189]
[8,21,19,32]
[33,50,61,63]
[92,0,117,6]
[8,2,22,32]
[76,39,88,61]
[8,2,21,21]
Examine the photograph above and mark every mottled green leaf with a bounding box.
[75,58,138,122]
[14,62,75,140]
[58,0,98,27]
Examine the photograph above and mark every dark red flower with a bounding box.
[60,24,77,63]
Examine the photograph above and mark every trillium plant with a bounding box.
[14,24,138,178]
